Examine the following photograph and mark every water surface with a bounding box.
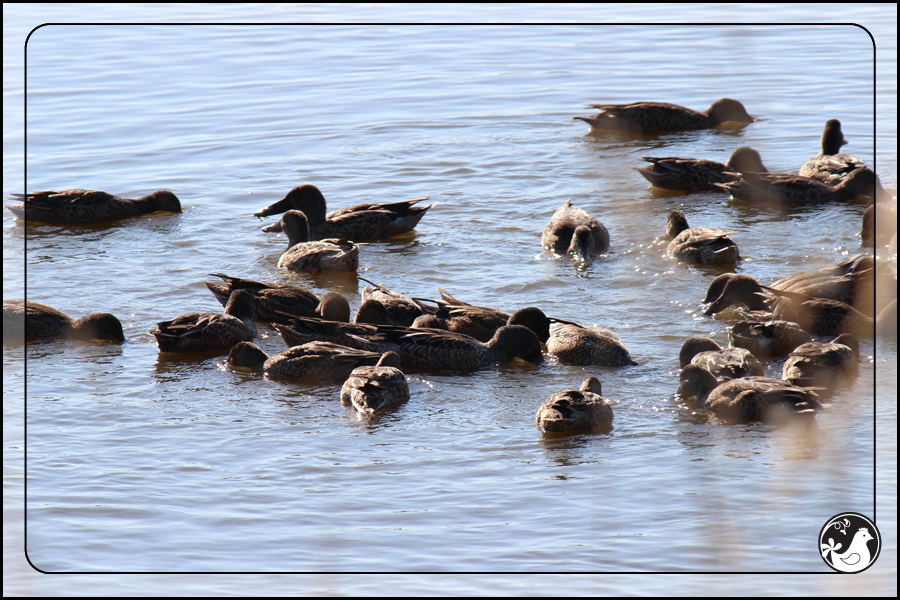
[3,4,897,596]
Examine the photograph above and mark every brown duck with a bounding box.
[536,376,613,432]
[678,337,763,382]
[6,189,181,224]
[678,364,823,424]
[665,210,739,264]
[340,352,410,415]
[256,183,433,240]
[574,98,754,133]
[547,321,637,367]
[354,276,425,327]
[799,120,889,198]
[229,340,398,383]
[636,146,768,192]
[271,210,359,272]
[205,273,350,324]
[713,167,878,204]
[152,289,256,353]
[414,288,551,343]
[3,299,124,343]
[782,333,859,397]
[728,320,810,360]
[542,199,609,256]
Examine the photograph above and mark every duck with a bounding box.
[677,364,823,424]
[713,167,878,204]
[413,288,551,343]
[3,299,125,343]
[152,289,256,353]
[768,290,874,338]
[536,376,613,432]
[340,352,410,414]
[703,256,874,317]
[6,189,181,224]
[573,98,754,133]
[541,199,609,256]
[665,210,740,263]
[799,120,890,198]
[635,146,769,192]
[876,299,897,338]
[205,273,350,324]
[546,321,637,367]
[782,334,860,397]
[728,320,811,360]
[678,337,763,382]
[354,276,425,326]
[228,340,398,383]
[862,203,897,248]
[272,316,388,352]
[343,323,545,372]
[256,183,433,240]
[271,210,359,272]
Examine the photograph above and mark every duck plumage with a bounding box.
[6,189,181,224]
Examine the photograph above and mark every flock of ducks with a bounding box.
[5,97,897,433]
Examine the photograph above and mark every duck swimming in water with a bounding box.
[256,183,433,240]
[205,273,350,324]
[3,299,124,343]
[677,364,823,424]
[6,189,181,224]
[340,352,410,415]
[636,146,768,192]
[270,210,359,272]
[546,321,637,367]
[665,210,740,264]
[574,98,754,133]
[536,376,613,432]
[152,290,256,353]
[542,199,609,256]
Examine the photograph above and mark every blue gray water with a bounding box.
[4,4,897,596]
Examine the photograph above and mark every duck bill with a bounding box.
[254,196,294,219]
[703,298,729,316]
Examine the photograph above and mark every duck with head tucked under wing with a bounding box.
[340,352,409,415]
[256,183,433,241]
[536,376,613,433]
[542,199,609,257]
[546,320,637,367]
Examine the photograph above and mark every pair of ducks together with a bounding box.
[543,198,740,265]
[633,119,886,204]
